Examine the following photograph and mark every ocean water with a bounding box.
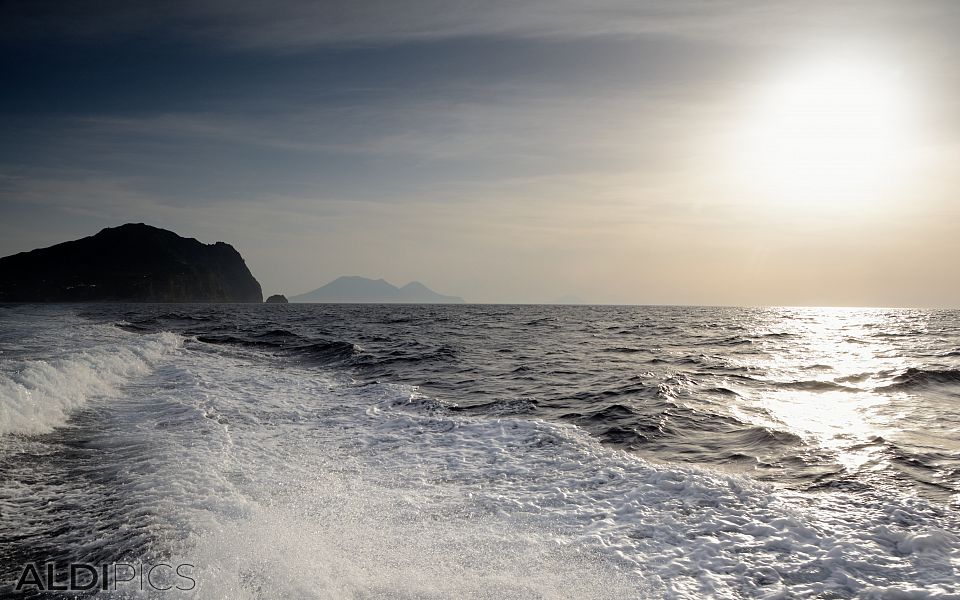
[0,303,958,598]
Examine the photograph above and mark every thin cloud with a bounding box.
[2,0,954,49]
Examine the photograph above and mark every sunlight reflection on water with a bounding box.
[733,308,925,476]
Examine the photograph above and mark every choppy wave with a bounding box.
[0,330,181,436]
[881,367,960,390]
[778,379,859,393]
[196,330,359,364]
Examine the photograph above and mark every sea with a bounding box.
[0,303,958,599]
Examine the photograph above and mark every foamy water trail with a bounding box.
[111,345,960,598]
[0,325,181,436]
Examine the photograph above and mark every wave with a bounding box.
[557,394,807,466]
[113,312,218,333]
[698,335,753,347]
[296,340,360,363]
[705,386,740,397]
[732,424,805,447]
[197,329,300,348]
[364,345,458,366]
[835,372,873,384]
[881,367,960,391]
[758,332,796,339]
[700,374,856,393]
[602,346,644,354]
[449,397,539,415]
[779,379,858,393]
[0,331,181,436]
[802,364,834,371]
[196,331,359,365]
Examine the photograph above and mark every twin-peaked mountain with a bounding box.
[290,276,463,304]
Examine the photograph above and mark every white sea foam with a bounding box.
[0,329,182,436]
[97,343,957,599]
[344,389,960,599]
[177,490,645,599]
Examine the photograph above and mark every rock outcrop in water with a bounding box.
[0,223,263,303]
[291,276,464,303]
[265,294,289,303]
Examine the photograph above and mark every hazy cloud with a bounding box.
[3,0,956,49]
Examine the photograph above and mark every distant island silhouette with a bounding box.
[291,276,464,304]
[0,224,263,303]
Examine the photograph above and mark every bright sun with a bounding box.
[738,57,914,207]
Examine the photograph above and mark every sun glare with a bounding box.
[737,57,915,208]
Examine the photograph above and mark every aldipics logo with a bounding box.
[14,562,196,592]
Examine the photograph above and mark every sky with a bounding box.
[1,1,958,306]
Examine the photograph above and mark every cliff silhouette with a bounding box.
[0,224,263,302]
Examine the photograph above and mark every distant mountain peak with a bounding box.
[291,276,463,304]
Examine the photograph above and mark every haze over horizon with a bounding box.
[2,1,958,307]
